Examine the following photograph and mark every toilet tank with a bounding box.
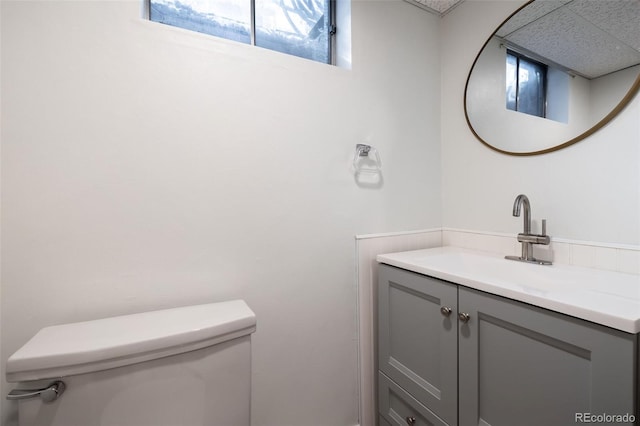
[6,300,256,426]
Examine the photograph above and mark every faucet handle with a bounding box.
[542,219,547,236]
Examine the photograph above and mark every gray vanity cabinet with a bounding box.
[378,263,639,426]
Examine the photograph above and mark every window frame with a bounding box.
[146,0,338,65]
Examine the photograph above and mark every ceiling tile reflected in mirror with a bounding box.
[497,0,640,79]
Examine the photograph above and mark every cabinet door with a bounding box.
[458,287,637,426]
[378,264,458,425]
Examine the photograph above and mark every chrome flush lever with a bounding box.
[7,381,66,403]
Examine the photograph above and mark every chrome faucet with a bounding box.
[505,194,552,265]
[513,194,532,260]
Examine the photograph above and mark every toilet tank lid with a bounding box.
[6,300,256,382]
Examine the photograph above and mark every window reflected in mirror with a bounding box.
[506,50,547,118]
[505,49,568,123]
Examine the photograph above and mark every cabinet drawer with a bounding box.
[379,372,449,426]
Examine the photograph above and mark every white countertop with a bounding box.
[377,247,640,334]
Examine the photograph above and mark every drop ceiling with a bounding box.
[403,0,465,16]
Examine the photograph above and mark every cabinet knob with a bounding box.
[405,416,416,425]
[458,312,471,323]
[440,306,452,317]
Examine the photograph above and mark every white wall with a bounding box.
[590,65,640,123]
[0,1,442,425]
[442,0,640,246]
[5,1,636,425]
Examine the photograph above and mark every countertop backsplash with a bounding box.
[442,228,640,275]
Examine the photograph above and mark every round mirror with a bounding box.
[464,0,640,156]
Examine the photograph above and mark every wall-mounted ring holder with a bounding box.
[353,143,383,188]
[353,144,382,174]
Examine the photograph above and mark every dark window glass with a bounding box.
[506,50,547,118]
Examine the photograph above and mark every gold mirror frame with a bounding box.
[464,0,640,156]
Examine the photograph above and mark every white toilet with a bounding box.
[6,299,256,426]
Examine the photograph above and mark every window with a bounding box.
[506,50,547,118]
[149,0,335,64]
